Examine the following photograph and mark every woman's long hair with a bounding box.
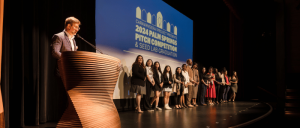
[213,68,218,74]
[163,65,173,81]
[201,67,206,75]
[175,67,185,82]
[224,69,228,80]
[192,62,198,70]
[232,71,238,81]
[224,69,227,75]
[208,66,213,74]
[132,55,145,68]
[146,59,153,67]
[153,61,162,78]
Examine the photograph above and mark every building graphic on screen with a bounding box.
[136,6,177,35]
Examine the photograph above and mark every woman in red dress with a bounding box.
[205,66,216,105]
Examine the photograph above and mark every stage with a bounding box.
[24,101,271,128]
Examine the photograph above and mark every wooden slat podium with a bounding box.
[56,51,121,128]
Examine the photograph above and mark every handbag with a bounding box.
[176,84,181,94]
[184,86,188,94]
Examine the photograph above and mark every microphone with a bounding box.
[76,34,103,54]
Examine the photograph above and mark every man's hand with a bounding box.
[169,81,172,84]
[191,80,195,84]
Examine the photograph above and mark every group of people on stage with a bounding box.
[130,55,239,113]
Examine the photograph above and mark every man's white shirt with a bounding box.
[64,30,75,51]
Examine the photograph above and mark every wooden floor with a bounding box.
[120,101,270,128]
[24,101,271,128]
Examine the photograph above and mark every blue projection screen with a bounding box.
[96,0,193,99]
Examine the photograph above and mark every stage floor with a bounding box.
[24,101,270,128]
[120,101,270,128]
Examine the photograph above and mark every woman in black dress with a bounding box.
[173,67,185,108]
[130,55,146,113]
[199,67,209,106]
[162,65,173,110]
[150,61,164,110]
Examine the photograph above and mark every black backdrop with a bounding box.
[2,0,95,127]
[163,0,230,71]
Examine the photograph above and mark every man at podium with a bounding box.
[51,16,80,60]
[51,16,81,76]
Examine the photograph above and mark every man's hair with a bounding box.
[65,17,81,28]
[186,59,191,64]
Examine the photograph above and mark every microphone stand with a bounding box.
[76,34,103,54]
[76,34,123,71]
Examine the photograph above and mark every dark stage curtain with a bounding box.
[1,0,95,127]
[228,12,244,100]
[223,0,244,100]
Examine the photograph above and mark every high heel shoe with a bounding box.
[178,105,182,109]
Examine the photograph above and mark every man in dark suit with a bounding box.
[52,16,80,60]
[51,16,81,76]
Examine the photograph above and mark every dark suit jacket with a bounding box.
[163,73,173,88]
[153,69,164,88]
[51,31,77,77]
[51,31,77,60]
[131,63,146,86]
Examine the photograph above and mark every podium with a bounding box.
[56,51,121,128]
